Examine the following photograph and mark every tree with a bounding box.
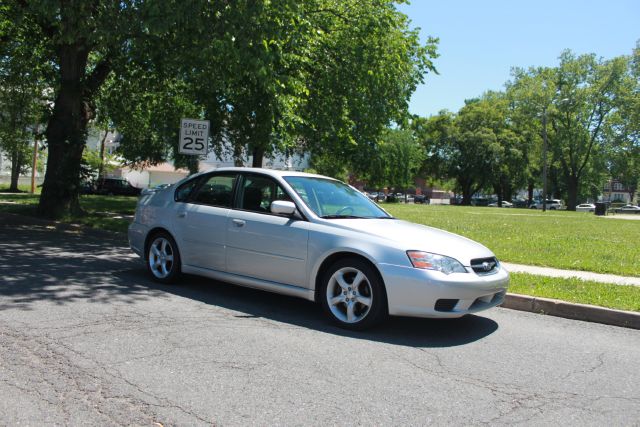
[7,0,434,219]
[509,51,629,210]
[605,42,640,203]
[382,129,424,196]
[102,0,436,177]
[420,96,524,205]
[0,17,48,191]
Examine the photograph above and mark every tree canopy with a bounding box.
[1,0,436,218]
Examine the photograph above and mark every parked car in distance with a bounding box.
[414,194,428,204]
[129,168,509,330]
[95,178,142,196]
[616,204,640,214]
[488,201,513,208]
[530,199,563,210]
[575,203,596,212]
[511,199,529,208]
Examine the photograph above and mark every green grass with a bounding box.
[2,194,638,277]
[385,204,640,277]
[0,184,41,194]
[0,193,137,233]
[509,272,640,312]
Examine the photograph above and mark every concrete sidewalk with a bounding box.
[503,262,640,287]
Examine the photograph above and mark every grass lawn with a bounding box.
[0,192,137,233]
[1,193,638,277]
[385,204,639,277]
[509,272,640,312]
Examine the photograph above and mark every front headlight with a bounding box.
[407,251,467,275]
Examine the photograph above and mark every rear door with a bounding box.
[173,173,238,271]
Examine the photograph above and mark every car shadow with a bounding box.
[121,268,499,349]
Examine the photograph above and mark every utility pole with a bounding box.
[542,106,548,213]
[30,125,39,194]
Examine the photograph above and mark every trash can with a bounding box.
[595,202,607,216]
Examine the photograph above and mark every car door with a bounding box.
[226,174,309,288]
[172,173,237,271]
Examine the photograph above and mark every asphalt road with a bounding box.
[1,218,639,426]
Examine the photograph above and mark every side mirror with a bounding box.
[271,200,296,216]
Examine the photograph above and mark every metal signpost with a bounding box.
[179,118,210,156]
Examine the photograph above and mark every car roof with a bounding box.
[199,167,335,180]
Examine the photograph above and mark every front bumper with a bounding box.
[378,263,509,318]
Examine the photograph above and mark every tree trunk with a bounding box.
[252,146,264,168]
[9,149,22,192]
[461,184,473,205]
[566,174,579,211]
[98,126,108,180]
[37,45,91,219]
[527,181,534,205]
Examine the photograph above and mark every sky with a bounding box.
[397,0,640,117]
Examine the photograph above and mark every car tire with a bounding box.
[146,232,181,284]
[320,258,387,330]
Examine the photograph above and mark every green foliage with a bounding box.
[507,50,633,209]
[0,13,49,190]
[412,94,527,204]
[2,0,436,217]
[102,0,437,171]
[380,128,424,191]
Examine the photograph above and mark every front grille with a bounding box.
[470,257,499,275]
[435,299,459,312]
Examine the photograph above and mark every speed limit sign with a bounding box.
[179,118,210,155]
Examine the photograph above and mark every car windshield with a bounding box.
[284,176,391,219]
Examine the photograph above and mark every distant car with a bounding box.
[616,204,640,213]
[488,201,513,208]
[575,203,596,212]
[414,195,428,204]
[95,178,142,196]
[530,199,563,210]
[511,199,529,208]
[128,168,508,330]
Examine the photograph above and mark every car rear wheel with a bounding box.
[320,258,387,330]
[147,232,181,283]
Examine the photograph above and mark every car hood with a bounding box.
[328,218,495,266]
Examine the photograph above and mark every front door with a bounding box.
[226,174,309,288]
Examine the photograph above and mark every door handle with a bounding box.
[232,219,246,227]
[177,212,187,218]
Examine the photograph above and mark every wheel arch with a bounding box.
[313,251,388,307]
[143,227,178,260]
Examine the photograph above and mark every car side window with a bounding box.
[190,174,236,207]
[239,175,290,214]
[175,178,200,202]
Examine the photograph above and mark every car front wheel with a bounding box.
[147,232,181,283]
[321,258,387,330]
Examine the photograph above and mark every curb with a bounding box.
[502,293,640,330]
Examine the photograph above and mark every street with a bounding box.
[1,219,639,426]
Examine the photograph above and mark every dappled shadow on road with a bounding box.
[0,217,497,348]
[0,222,164,310]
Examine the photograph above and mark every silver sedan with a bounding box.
[128,168,509,330]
